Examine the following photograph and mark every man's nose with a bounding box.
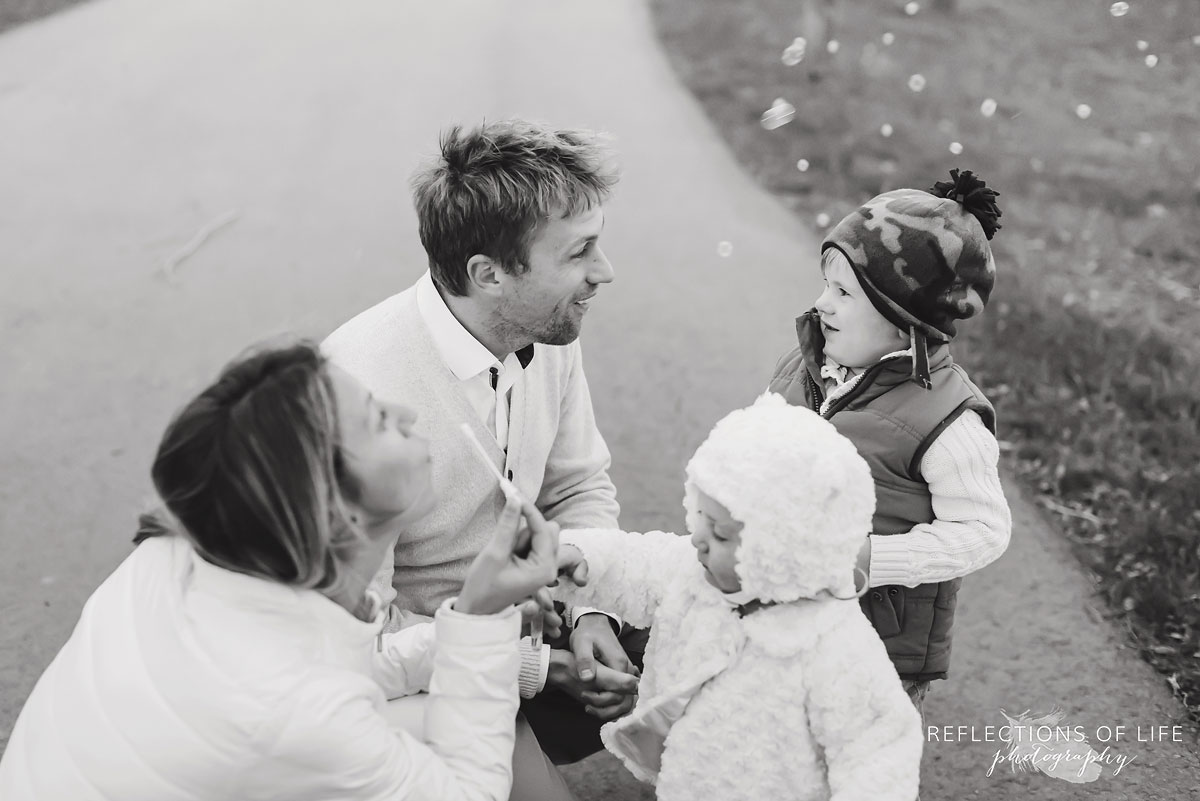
[690,530,707,551]
[589,248,615,285]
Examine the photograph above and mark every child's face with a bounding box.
[688,487,745,593]
[814,249,907,369]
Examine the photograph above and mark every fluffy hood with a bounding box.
[683,393,875,603]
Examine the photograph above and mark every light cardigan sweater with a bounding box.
[818,355,1011,588]
[0,535,524,801]
[323,282,620,688]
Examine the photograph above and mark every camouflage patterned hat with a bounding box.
[822,169,1002,388]
[823,169,1001,338]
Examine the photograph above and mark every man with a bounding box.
[323,119,642,787]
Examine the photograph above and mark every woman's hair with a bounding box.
[135,341,363,593]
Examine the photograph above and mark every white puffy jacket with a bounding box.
[556,528,923,801]
[0,535,522,801]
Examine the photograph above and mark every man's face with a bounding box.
[494,204,614,347]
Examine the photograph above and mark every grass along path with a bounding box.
[648,0,1200,726]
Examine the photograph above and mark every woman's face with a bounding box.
[327,365,436,526]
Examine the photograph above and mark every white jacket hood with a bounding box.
[684,393,875,603]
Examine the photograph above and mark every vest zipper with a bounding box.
[820,356,907,419]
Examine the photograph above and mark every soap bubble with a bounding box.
[1136,39,1148,51]
[880,123,894,137]
[882,32,895,45]
[908,74,926,92]
[1144,54,1158,67]
[1075,103,1092,119]
[796,158,810,172]
[980,98,998,117]
[826,39,840,54]
[782,37,807,65]
[905,2,920,15]
[949,141,964,155]
[816,213,831,227]
[1109,2,1129,17]
[717,241,734,258]
[760,99,796,130]
[1193,35,1200,45]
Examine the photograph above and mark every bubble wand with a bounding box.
[459,423,543,647]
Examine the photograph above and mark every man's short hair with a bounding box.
[411,120,619,296]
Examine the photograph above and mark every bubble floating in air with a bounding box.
[1109,2,1129,17]
[949,141,964,155]
[880,123,895,137]
[980,98,998,117]
[1136,39,1149,51]
[816,213,831,227]
[882,32,895,45]
[908,74,927,92]
[905,2,920,15]
[1075,103,1092,119]
[826,39,840,54]
[1145,54,1158,67]
[761,98,796,130]
[796,159,810,172]
[717,241,734,258]
[1193,34,1200,45]
[782,37,807,66]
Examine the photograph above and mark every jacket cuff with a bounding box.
[438,597,521,645]
[518,638,551,698]
[866,535,917,587]
[569,606,623,633]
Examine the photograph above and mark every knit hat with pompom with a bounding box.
[822,168,1002,388]
[683,393,875,603]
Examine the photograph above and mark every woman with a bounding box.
[0,341,571,801]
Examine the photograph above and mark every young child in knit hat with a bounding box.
[767,169,1013,720]
[553,394,922,801]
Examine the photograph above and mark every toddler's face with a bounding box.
[814,249,907,370]
[688,487,745,593]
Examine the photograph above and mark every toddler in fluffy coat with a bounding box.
[555,394,922,801]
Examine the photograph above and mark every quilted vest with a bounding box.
[768,311,995,680]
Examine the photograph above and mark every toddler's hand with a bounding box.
[556,544,588,586]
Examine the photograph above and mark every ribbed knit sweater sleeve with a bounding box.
[868,410,1013,588]
[535,342,620,530]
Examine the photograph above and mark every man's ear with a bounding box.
[465,254,506,298]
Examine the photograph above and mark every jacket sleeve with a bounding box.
[554,529,692,629]
[371,621,436,700]
[802,615,924,801]
[249,601,522,801]
[535,342,620,530]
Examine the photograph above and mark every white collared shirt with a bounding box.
[415,272,524,451]
[413,271,620,691]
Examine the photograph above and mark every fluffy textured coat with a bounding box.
[555,396,922,800]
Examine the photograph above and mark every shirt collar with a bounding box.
[415,272,535,379]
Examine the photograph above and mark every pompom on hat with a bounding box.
[822,168,1002,388]
[683,393,876,603]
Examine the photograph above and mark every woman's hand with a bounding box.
[518,587,564,640]
[456,495,561,616]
